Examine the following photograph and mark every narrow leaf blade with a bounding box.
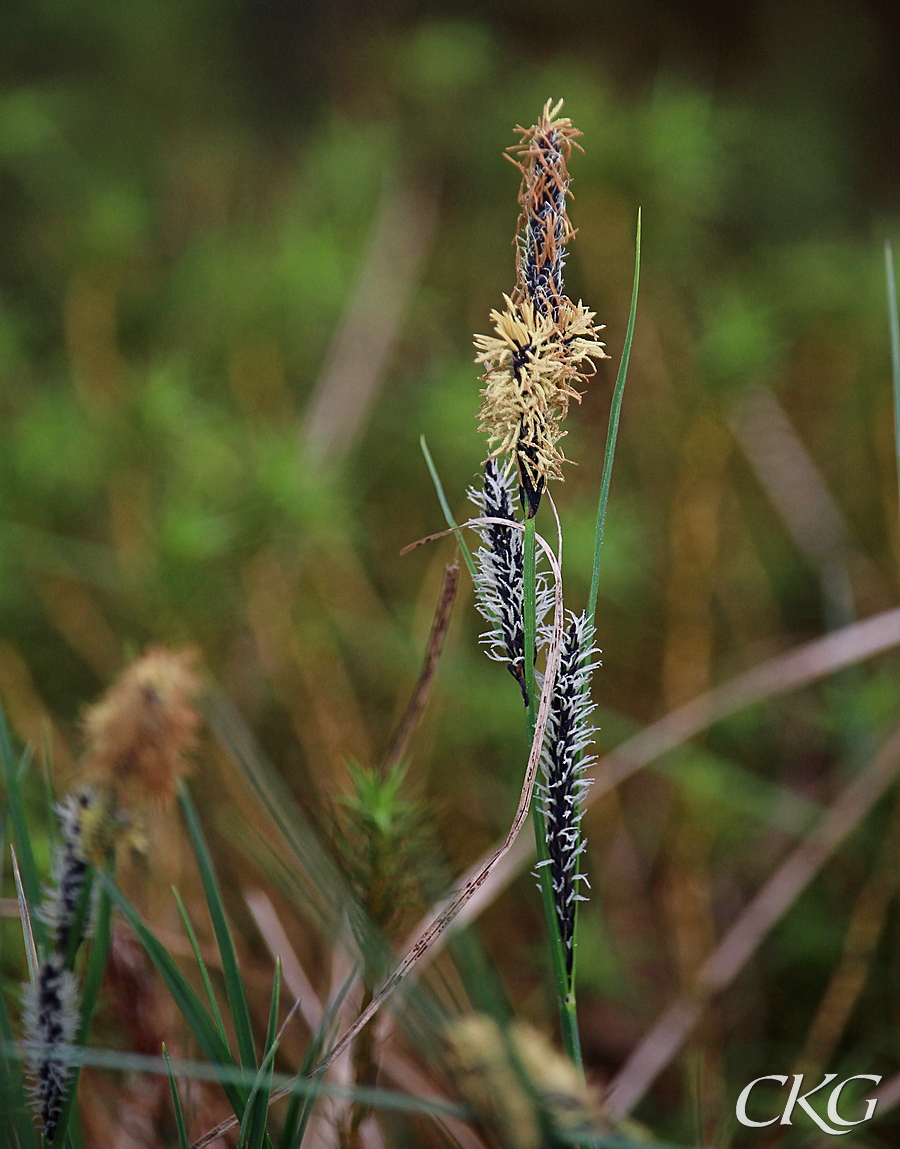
[0,711,47,953]
[587,207,641,625]
[171,884,229,1045]
[98,871,248,1116]
[179,784,257,1071]
[164,1044,191,1149]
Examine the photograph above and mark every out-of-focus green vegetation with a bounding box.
[3,1,900,1145]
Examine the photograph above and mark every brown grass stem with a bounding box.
[381,560,459,772]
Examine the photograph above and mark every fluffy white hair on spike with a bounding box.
[534,610,600,972]
[22,953,80,1139]
[467,458,554,705]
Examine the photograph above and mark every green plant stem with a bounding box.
[885,241,900,530]
[420,435,477,580]
[570,208,640,1039]
[587,208,641,629]
[522,515,584,1069]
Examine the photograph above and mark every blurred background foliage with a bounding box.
[3,0,900,1144]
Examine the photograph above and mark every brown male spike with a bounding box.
[476,100,608,516]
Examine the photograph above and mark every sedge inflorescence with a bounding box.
[82,645,201,811]
[23,788,98,1141]
[476,99,608,516]
[22,954,80,1141]
[470,102,602,991]
[22,647,201,1138]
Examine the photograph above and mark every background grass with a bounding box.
[3,2,900,1145]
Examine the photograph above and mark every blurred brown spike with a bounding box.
[382,560,459,772]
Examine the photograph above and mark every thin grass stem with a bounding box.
[420,435,477,580]
[164,1044,191,1149]
[885,240,900,531]
[172,885,229,1045]
[587,209,641,628]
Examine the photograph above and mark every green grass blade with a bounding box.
[98,871,248,1116]
[280,967,357,1149]
[0,1041,471,1122]
[240,960,282,1149]
[179,783,257,1072]
[164,1043,191,1149]
[279,1094,304,1149]
[420,435,477,580]
[16,746,34,795]
[587,208,641,627]
[10,845,39,982]
[76,879,113,1040]
[40,719,57,835]
[885,240,900,525]
[285,1077,320,1148]
[171,885,229,1045]
[0,710,47,954]
[203,689,350,937]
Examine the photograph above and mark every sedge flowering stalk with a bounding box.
[472,100,608,1075]
[22,789,96,1141]
[36,790,94,954]
[21,646,201,1139]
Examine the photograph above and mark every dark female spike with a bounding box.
[468,459,554,703]
[22,954,80,1140]
[535,611,598,974]
[36,790,93,953]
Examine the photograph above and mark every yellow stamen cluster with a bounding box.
[476,295,607,487]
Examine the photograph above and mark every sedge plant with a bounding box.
[0,101,646,1149]
[451,100,640,1068]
